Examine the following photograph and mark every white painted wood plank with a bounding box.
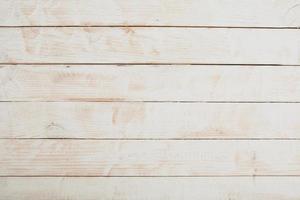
[1,140,300,176]
[1,28,300,64]
[1,177,300,200]
[1,65,300,101]
[1,102,300,139]
[1,0,300,27]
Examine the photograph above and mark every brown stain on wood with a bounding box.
[211,74,221,83]
[119,27,145,56]
[112,106,119,125]
[182,128,229,138]
[21,28,40,40]
[21,28,41,54]
[128,82,145,91]
[151,49,160,55]
[234,151,269,176]
[111,104,146,125]
[104,27,142,55]
[122,27,135,35]
[124,104,145,124]
[128,75,146,91]
[21,2,37,16]
[52,72,99,88]
[52,71,83,83]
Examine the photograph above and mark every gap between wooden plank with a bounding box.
[0,25,300,29]
[1,101,300,103]
[1,63,300,66]
[1,138,300,140]
[1,175,300,177]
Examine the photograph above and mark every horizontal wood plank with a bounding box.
[1,28,300,64]
[1,0,300,27]
[1,177,300,200]
[1,140,300,176]
[1,65,300,101]
[1,102,300,139]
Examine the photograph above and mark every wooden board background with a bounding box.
[1,0,300,27]
[1,0,300,199]
[1,28,300,65]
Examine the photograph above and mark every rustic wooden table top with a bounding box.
[1,1,300,199]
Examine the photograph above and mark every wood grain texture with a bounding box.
[1,102,300,139]
[2,0,300,198]
[1,140,300,176]
[1,177,300,200]
[1,28,300,64]
[1,0,300,27]
[1,65,300,101]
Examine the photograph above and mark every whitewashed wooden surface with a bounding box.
[1,177,300,200]
[1,65,300,101]
[1,0,300,199]
[1,0,300,27]
[1,28,300,64]
[1,140,300,176]
[1,102,300,139]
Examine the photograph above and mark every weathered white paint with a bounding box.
[1,65,300,101]
[1,0,300,27]
[1,0,300,198]
[1,28,300,64]
[1,102,300,139]
[1,177,300,200]
[1,140,300,176]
